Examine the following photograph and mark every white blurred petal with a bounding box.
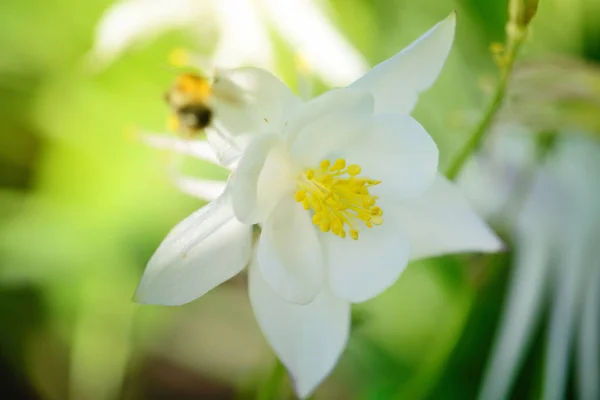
[577,259,600,400]
[396,174,503,260]
[248,261,350,398]
[173,176,226,201]
[478,231,551,400]
[257,196,323,305]
[577,261,600,400]
[135,190,252,305]
[543,217,588,400]
[90,0,212,69]
[212,0,273,68]
[323,207,409,303]
[260,0,368,86]
[349,13,455,114]
[141,134,220,164]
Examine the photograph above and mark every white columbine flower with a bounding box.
[89,0,368,86]
[136,14,502,398]
[461,131,600,400]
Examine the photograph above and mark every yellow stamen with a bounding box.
[168,47,191,68]
[347,164,361,176]
[295,158,383,240]
[167,113,180,132]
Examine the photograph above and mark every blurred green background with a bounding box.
[1,0,599,399]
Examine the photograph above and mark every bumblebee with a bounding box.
[164,73,213,137]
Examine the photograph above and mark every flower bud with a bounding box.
[509,0,539,28]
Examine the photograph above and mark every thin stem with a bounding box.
[257,359,286,400]
[445,29,526,181]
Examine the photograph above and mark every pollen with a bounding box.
[168,47,191,68]
[294,158,383,240]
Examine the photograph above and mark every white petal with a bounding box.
[478,232,551,400]
[135,190,252,305]
[173,176,226,201]
[324,208,410,303]
[577,262,600,400]
[544,221,588,400]
[88,0,212,70]
[257,196,324,305]
[261,0,368,86]
[229,133,294,224]
[212,0,273,69]
[348,13,455,114]
[340,114,438,200]
[396,174,503,260]
[141,134,220,165]
[206,67,302,167]
[289,89,374,167]
[248,261,350,398]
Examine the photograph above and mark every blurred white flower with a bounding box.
[137,14,502,398]
[89,0,368,86]
[460,131,600,400]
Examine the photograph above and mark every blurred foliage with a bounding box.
[0,0,599,399]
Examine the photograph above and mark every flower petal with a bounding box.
[395,174,503,261]
[289,88,374,167]
[324,208,410,303]
[89,0,211,69]
[135,190,252,305]
[229,133,295,224]
[577,261,600,400]
[141,134,220,165]
[249,261,350,398]
[257,196,323,305]
[348,13,455,114]
[340,114,438,200]
[173,176,226,201]
[206,67,303,167]
[478,232,551,400]
[260,0,368,86]
[544,218,589,400]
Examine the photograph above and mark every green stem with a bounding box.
[257,359,286,400]
[445,30,526,181]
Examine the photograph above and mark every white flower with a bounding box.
[460,132,600,400]
[89,0,368,86]
[136,14,502,398]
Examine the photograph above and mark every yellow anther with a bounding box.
[169,48,190,68]
[302,199,310,210]
[347,164,361,176]
[371,215,383,225]
[363,197,376,207]
[331,158,346,171]
[296,158,383,240]
[295,190,306,202]
[312,213,322,224]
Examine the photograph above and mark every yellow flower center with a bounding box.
[294,158,383,240]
